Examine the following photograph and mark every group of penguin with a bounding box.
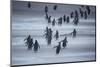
[25,2,91,55]
[44,5,91,27]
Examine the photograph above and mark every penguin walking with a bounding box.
[33,40,40,53]
[28,38,33,50]
[28,2,31,8]
[66,16,70,23]
[52,18,56,26]
[61,37,68,48]
[53,5,57,10]
[72,29,77,37]
[86,6,91,15]
[84,11,87,19]
[54,42,61,54]
[58,17,62,25]
[70,12,74,18]
[45,5,48,13]
[79,8,83,18]
[54,30,59,40]
[63,15,66,22]
[48,16,51,23]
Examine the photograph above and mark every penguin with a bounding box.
[62,37,68,48]
[54,42,61,54]
[53,5,57,10]
[28,2,31,8]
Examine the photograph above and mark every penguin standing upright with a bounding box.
[79,8,83,18]
[84,11,87,19]
[53,5,57,10]
[52,19,56,26]
[24,35,31,49]
[66,16,70,23]
[72,29,77,37]
[54,42,61,54]
[62,37,68,48]
[70,12,74,18]
[45,6,48,13]
[28,38,33,50]
[28,2,31,8]
[86,6,91,15]
[48,16,51,23]
[33,40,40,53]
[63,15,66,22]
[58,17,62,25]
[54,30,59,40]
[47,28,53,45]
[56,42,61,54]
